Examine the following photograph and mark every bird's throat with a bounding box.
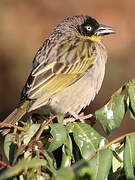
[85,35,102,42]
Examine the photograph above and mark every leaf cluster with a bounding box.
[1,80,135,180]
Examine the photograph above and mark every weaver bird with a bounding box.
[1,15,115,135]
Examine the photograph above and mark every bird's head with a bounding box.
[55,15,115,41]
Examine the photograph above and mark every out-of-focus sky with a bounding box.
[0,0,135,138]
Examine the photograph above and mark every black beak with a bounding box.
[94,24,115,36]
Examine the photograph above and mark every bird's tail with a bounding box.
[1,101,29,135]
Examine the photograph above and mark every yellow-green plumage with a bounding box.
[27,39,96,111]
[1,15,115,135]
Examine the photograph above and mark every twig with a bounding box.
[0,122,14,128]
[35,116,57,141]
[87,131,135,161]
[0,122,27,132]
[0,160,11,169]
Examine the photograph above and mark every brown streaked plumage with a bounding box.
[1,15,115,135]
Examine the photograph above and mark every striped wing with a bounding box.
[22,38,96,110]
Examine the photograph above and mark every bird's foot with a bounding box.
[63,111,93,125]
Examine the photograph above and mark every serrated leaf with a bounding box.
[124,135,135,180]
[88,149,112,180]
[95,93,125,135]
[4,133,16,163]
[23,124,40,145]
[72,122,107,159]
[48,124,67,152]
[127,80,135,120]
[0,158,47,180]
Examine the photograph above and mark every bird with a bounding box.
[1,15,115,135]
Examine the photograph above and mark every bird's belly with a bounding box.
[50,56,106,114]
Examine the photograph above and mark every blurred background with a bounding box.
[0,0,135,140]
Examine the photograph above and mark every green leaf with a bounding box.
[55,166,75,180]
[61,145,72,169]
[64,134,73,157]
[56,160,94,180]
[72,122,107,159]
[95,93,125,135]
[0,158,47,180]
[4,133,16,163]
[124,135,135,180]
[42,150,57,174]
[126,96,135,120]
[127,80,135,120]
[73,160,95,180]
[61,134,73,168]
[48,123,68,152]
[57,114,64,124]
[23,124,40,145]
[112,151,123,173]
[111,143,124,173]
[88,149,112,180]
